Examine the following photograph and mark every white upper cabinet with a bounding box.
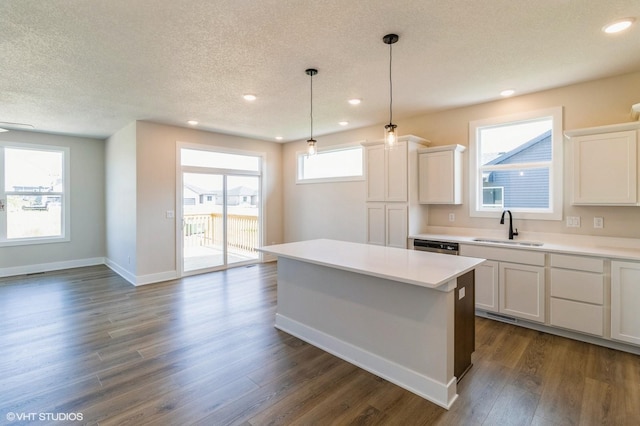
[365,143,386,201]
[565,122,640,205]
[418,144,465,204]
[363,135,429,202]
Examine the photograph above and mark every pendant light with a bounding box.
[383,33,399,149]
[305,68,318,156]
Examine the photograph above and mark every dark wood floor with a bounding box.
[1,263,639,426]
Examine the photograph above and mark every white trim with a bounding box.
[134,270,178,286]
[565,120,640,137]
[105,258,178,286]
[0,257,104,278]
[275,314,458,409]
[175,141,266,277]
[0,142,71,246]
[296,142,365,184]
[468,106,563,221]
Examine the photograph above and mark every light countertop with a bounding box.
[259,239,485,290]
[410,227,640,261]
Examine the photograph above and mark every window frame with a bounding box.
[0,142,71,247]
[468,106,563,221]
[296,143,365,184]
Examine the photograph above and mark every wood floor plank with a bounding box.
[1,263,639,425]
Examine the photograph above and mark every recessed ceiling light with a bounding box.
[348,98,361,105]
[603,18,635,34]
[275,136,283,141]
[500,89,515,97]
[187,120,198,125]
[339,121,349,126]
[243,94,257,101]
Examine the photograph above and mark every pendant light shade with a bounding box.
[305,68,318,156]
[383,33,399,149]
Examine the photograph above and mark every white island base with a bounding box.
[261,239,485,409]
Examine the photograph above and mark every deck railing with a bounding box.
[184,212,259,257]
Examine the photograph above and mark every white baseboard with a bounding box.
[104,258,177,286]
[104,258,136,285]
[0,257,105,278]
[275,313,457,410]
[134,270,177,286]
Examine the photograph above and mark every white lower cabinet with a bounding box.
[460,245,545,323]
[461,243,640,349]
[365,203,407,249]
[475,260,499,313]
[611,260,640,345]
[549,254,605,337]
[500,262,545,323]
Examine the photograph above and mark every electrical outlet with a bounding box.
[594,217,604,228]
[566,216,581,228]
[448,213,455,222]
[166,210,175,219]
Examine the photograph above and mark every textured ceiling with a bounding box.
[1,0,639,141]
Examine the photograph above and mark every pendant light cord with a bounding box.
[309,72,314,140]
[388,41,393,125]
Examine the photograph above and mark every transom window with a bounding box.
[0,142,70,246]
[297,145,364,183]
[469,107,563,220]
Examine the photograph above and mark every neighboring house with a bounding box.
[183,183,258,207]
[484,130,551,209]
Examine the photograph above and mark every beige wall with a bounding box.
[283,71,640,241]
[0,130,105,274]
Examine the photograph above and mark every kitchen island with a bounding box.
[259,239,485,409]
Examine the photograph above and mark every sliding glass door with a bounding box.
[180,147,262,275]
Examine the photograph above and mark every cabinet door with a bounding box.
[572,130,637,205]
[365,144,385,201]
[419,150,454,204]
[611,261,640,345]
[365,204,386,246]
[475,260,499,313]
[385,204,408,248]
[499,262,545,323]
[385,140,408,202]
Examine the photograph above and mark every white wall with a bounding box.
[0,130,105,275]
[283,72,640,241]
[105,122,137,280]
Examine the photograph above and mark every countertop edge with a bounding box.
[409,231,640,262]
[259,240,485,290]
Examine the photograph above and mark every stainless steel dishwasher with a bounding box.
[413,239,459,254]
[413,239,475,382]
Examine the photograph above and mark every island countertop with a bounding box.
[259,239,485,290]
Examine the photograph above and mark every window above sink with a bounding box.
[468,106,564,221]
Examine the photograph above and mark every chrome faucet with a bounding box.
[500,210,519,240]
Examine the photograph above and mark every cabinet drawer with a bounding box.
[550,269,604,304]
[550,298,604,336]
[550,254,604,273]
[460,244,544,266]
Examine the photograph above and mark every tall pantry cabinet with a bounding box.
[362,135,429,248]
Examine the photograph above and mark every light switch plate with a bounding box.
[566,216,581,228]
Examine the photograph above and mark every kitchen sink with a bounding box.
[472,238,544,247]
